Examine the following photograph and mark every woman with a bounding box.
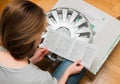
[0,0,84,84]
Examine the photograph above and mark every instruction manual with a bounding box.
[42,28,97,68]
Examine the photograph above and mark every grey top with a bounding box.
[0,63,57,84]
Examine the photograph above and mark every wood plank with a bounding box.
[30,0,57,13]
[0,0,10,14]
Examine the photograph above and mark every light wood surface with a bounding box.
[0,0,120,84]
[30,0,57,13]
[0,0,10,14]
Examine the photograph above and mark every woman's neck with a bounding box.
[0,50,29,69]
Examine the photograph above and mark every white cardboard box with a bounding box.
[52,0,120,74]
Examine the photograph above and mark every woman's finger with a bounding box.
[41,49,48,57]
[74,59,81,65]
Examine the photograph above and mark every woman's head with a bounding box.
[0,0,46,59]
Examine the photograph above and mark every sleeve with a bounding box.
[30,64,58,84]
[43,77,58,84]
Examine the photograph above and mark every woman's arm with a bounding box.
[58,60,84,84]
[58,71,69,84]
[29,47,48,64]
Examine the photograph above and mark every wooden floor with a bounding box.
[0,0,9,15]
[0,0,120,84]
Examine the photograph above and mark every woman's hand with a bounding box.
[65,60,84,76]
[29,47,48,64]
[58,60,84,84]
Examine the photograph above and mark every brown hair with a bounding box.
[0,0,46,59]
